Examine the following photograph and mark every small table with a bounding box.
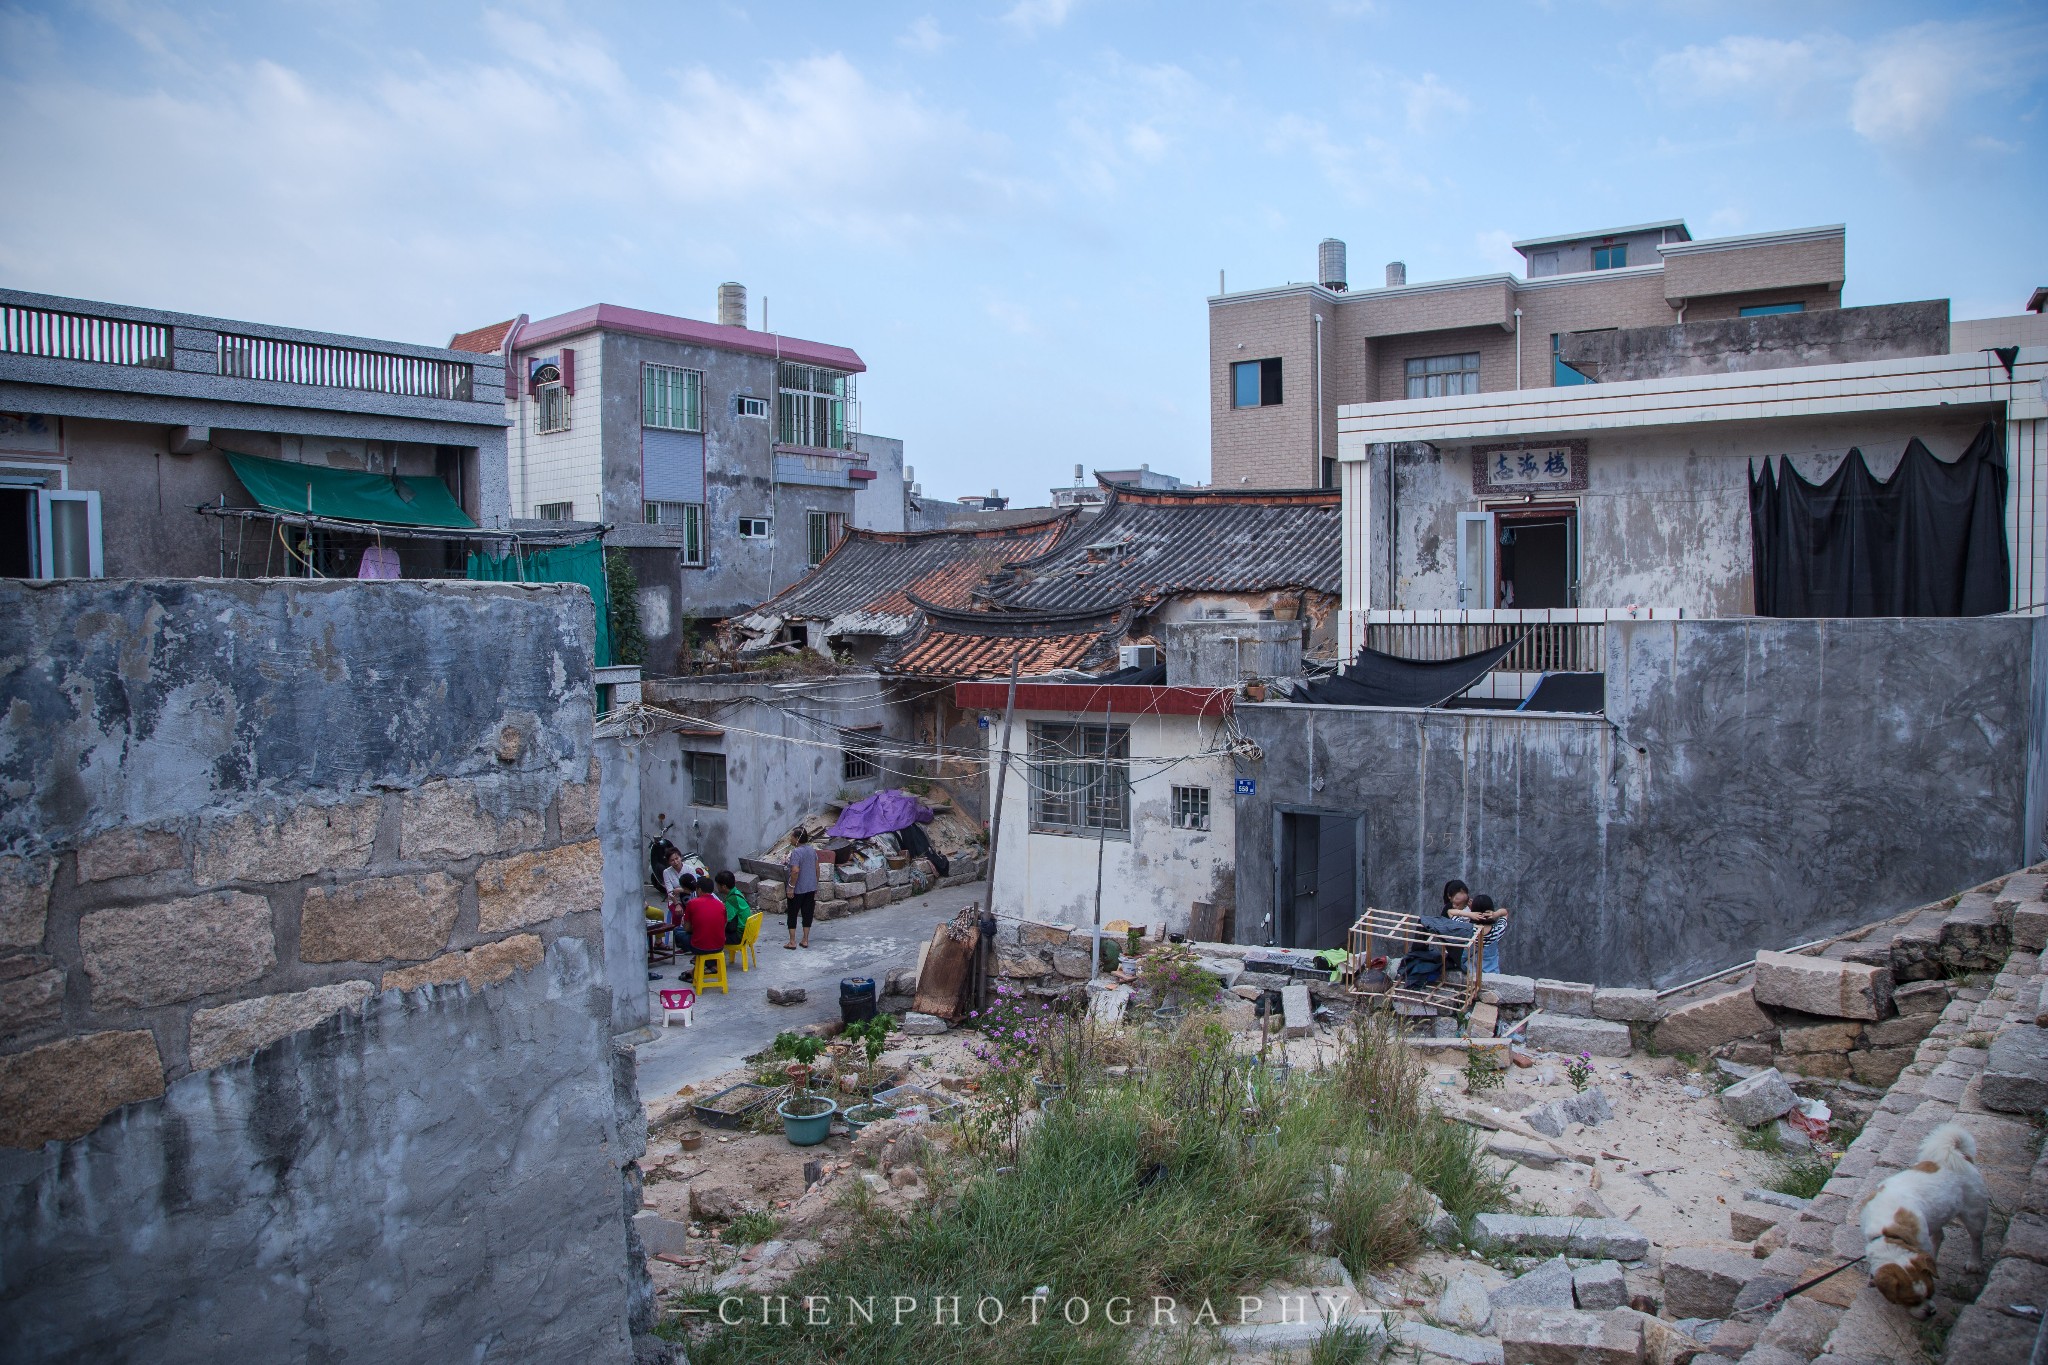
[647,922,677,966]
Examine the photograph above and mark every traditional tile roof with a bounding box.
[447,319,518,354]
[878,602,1130,680]
[976,482,1341,615]
[733,515,1075,641]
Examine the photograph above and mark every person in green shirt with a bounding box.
[714,869,752,940]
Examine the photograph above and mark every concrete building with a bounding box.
[451,290,904,667]
[1050,463,1183,508]
[1211,220,1864,490]
[1,288,510,581]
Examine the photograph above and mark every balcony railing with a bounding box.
[2,303,170,369]
[1347,608,1686,675]
[218,333,473,401]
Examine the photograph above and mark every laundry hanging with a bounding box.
[1749,422,2007,618]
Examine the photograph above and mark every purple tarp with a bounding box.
[828,789,934,839]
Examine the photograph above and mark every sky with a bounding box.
[1,2,2043,503]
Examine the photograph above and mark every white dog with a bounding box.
[1858,1122,1989,1314]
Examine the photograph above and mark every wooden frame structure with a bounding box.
[1342,908,1485,1014]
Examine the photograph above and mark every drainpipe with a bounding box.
[1314,313,1326,485]
[1513,308,1522,391]
[503,316,528,521]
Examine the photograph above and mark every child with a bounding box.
[715,869,752,941]
[1466,894,1511,975]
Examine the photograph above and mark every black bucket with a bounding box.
[840,976,877,1025]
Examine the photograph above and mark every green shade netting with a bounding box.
[465,540,612,667]
[225,449,476,529]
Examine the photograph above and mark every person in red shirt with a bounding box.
[684,876,728,960]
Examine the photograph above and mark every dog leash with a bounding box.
[1734,1255,1868,1317]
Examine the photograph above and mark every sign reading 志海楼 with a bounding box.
[1470,439,1588,496]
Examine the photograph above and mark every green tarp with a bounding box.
[465,540,613,667]
[225,449,476,529]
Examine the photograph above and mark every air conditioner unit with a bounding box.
[1119,644,1160,671]
[735,395,769,418]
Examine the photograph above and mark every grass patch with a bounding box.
[1737,1123,1783,1153]
[1767,1153,1835,1200]
[727,1210,780,1245]
[682,1015,1504,1365]
[1309,1319,1392,1365]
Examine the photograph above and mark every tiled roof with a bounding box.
[733,516,1074,640]
[878,602,1130,681]
[448,319,517,354]
[515,303,865,373]
[977,483,1341,615]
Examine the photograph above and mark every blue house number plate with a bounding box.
[1235,778,1256,796]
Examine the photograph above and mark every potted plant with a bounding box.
[776,1092,838,1146]
[772,1030,826,1088]
[842,1014,897,1094]
[842,1100,896,1133]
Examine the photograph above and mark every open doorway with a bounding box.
[1276,810,1362,950]
[1494,505,1577,609]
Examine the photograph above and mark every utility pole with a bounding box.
[1089,689,1112,984]
[982,648,1023,917]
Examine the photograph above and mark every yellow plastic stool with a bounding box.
[692,950,729,996]
[726,913,762,973]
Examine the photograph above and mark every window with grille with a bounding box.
[1404,353,1480,399]
[1029,722,1130,836]
[685,751,727,808]
[1171,785,1211,831]
[536,501,573,521]
[537,383,569,432]
[843,744,878,782]
[642,364,703,431]
[645,501,705,565]
[777,362,854,450]
[807,510,845,567]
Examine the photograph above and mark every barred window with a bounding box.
[537,383,569,432]
[1029,722,1129,835]
[643,364,703,431]
[1171,785,1211,831]
[684,751,727,808]
[535,501,573,521]
[843,744,877,782]
[645,501,705,566]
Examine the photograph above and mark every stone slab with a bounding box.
[79,890,276,1009]
[1652,986,1771,1055]
[1591,987,1659,1022]
[1731,1203,1786,1241]
[1720,1068,1800,1127]
[1981,1024,2048,1113]
[2014,903,2048,953]
[0,854,51,949]
[193,799,377,887]
[1017,920,1073,947]
[1493,1306,1644,1365]
[1282,983,1313,1038]
[1395,1320,1503,1365]
[300,872,462,964]
[1661,1245,1763,1319]
[1752,950,1891,1021]
[383,933,543,993]
[1088,985,1132,1026]
[1471,1214,1648,1260]
[1572,1260,1628,1311]
[900,1012,948,1035]
[0,959,64,1038]
[1524,1012,1631,1057]
[1487,973,1536,1006]
[75,826,184,884]
[0,1029,164,1148]
[1534,979,1596,1017]
[188,980,376,1071]
[1437,1271,1494,1331]
[475,841,602,932]
[632,1213,690,1258]
[400,778,541,861]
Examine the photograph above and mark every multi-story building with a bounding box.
[452,285,901,665]
[1210,220,1853,490]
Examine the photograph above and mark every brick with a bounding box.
[1752,950,1891,1021]
[1524,1012,1631,1057]
[194,800,377,886]
[1846,1046,1914,1088]
[0,854,52,950]
[400,778,542,861]
[475,840,601,931]
[75,826,184,883]
[0,957,65,1038]
[1652,986,1770,1055]
[188,980,375,1071]
[1535,979,1595,1016]
[0,1030,163,1148]
[383,933,544,993]
[1660,1245,1763,1319]
[1591,988,1658,1022]
[1493,1307,1643,1365]
[79,891,276,1009]
[299,872,462,963]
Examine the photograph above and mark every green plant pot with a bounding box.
[842,1102,895,1133]
[1031,1078,1065,1107]
[777,1096,839,1146]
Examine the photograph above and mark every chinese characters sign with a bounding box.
[1470,439,1587,496]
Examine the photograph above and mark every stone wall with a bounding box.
[0,578,645,1361]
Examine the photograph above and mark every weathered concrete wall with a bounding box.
[987,710,1236,938]
[639,672,911,867]
[598,734,651,1034]
[1562,300,1948,384]
[1378,413,1990,615]
[1233,617,2039,986]
[0,578,642,1361]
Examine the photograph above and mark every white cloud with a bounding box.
[898,16,950,54]
[1401,73,1470,135]
[1002,0,1079,36]
[1848,25,1978,146]
[1054,57,1214,194]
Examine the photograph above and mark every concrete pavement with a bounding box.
[632,881,985,1103]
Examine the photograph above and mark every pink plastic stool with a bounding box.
[660,988,696,1028]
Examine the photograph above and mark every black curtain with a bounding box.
[1750,422,2007,617]
[1287,636,1523,708]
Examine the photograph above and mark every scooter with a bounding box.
[647,812,709,894]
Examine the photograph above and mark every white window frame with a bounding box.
[1456,512,1491,609]
[33,488,103,578]
[735,395,769,419]
[737,516,771,539]
[536,383,569,433]
[642,364,703,432]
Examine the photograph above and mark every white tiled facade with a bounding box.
[507,329,604,520]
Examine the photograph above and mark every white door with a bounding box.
[38,490,102,578]
[1456,512,1491,609]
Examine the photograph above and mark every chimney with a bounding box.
[1385,261,1406,288]
[1318,238,1348,291]
[717,282,747,328]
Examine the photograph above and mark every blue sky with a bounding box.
[1,2,2042,503]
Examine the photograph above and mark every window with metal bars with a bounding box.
[645,501,705,566]
[777,361,854,450]
[807,510,844,567]
[1171,785,1211,831]
[536,501,574,521]
[685,751,727,808]
[843,744,878,782]
[537,383,569,432]
[1029,722,1130,836]
[642,364,703,431]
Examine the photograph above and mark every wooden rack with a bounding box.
[1343,908,1485,1015]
